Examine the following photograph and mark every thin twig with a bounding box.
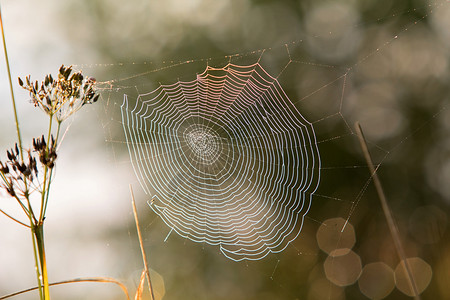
[0,5,23,158]
[0,277,130,300]
[0,209,30,227]
[40,120,61,221]
[355,121,420,299]
[0,6,44,298]
[135,270,146,300]
[130,184,155,300]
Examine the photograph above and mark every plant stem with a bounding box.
[34,117,58,298]
[0,6,45,299]
[0,277,130,300]
[31,225,44,299]
[34,223,50,299]
[130,185,155,300]
[41,121,61,221]
[0,5,23,159]
[39,117,56,222]
[0,208,30,227]
[355,122,420,299]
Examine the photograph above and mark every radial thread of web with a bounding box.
[121,63,321,261]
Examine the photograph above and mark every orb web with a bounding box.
[121,63,321,261]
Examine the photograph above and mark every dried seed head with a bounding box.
[1,136,58,199]
[0,162,9,174]
[19,65,99,121]
[6,181,15,197]
[7,150,14,161]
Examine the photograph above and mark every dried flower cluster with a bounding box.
[1,65,99,202]
[33,135,57,169]
[0,136,57,198]
[18,65,99,122]
[0,62,100,299]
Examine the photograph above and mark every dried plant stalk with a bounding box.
[355,121,420,299]
[130,184,155,300]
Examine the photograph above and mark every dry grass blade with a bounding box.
[0,4,23,154]
[130,184,155,300]
[135,269,146,300]
[355,121,421,299]
[0,277,130,300]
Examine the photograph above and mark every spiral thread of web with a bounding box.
[121,63,321,261]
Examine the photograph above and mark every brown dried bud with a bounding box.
[6,183,15,197]
[0,162,9,174]
[7,150,14,161]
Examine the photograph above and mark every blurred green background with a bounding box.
[0,0,449,299]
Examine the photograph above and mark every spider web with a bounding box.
[93,42,359,264]
[80,2,449,297]
[120,62,321,261]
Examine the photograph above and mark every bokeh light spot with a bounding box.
[394,257,432,297]
[324,249,362,287]
[358,262,395,299]
[148,268,165,300]
[316,218,356,254]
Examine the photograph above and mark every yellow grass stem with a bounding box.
[130,184,155,300]
[0,6,45,299]
[34,224,50,299]
[0,277,130,300]
[355,121,420,300]
[0,5,23,158]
